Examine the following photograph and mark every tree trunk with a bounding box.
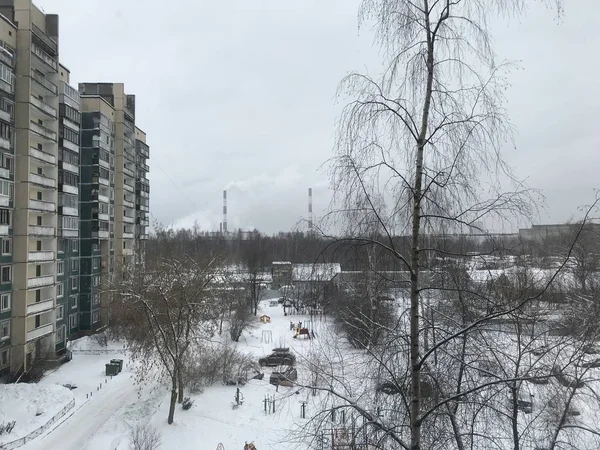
[168,374,178,424]
[178,369,184,403]
[410,4,436,448]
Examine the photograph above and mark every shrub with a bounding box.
[129,423,161,450]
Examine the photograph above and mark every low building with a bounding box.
[271,261,292,289]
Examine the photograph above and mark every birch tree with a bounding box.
[327,1,564,448]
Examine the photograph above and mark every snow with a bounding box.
[15,299,326,450]
[292,263,341,282]
[0,383,73,446]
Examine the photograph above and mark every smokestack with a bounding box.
[308,187,313,231]
[222,190,228,234]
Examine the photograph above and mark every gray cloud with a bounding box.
[38,0,599,233]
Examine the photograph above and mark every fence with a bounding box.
[0,397,75,450]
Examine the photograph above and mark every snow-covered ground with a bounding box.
[14,299,326,450]
[0,383,74,446]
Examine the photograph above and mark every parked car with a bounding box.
[269,367,298,386]
[258,348,296,367]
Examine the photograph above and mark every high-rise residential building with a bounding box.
[134,127,149,264]
[1,0,61,375]
[79,94,114,332]
[57,64,81,351]
[0,13,16,377]
[0,1,150,379]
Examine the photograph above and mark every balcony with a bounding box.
[98,194,109,204]
[123,232,135,239]
[0,167,9,179]
[122,248,134,256]
[60,229,78,238]
[26,323,53,342]
[62,139,79,153]
[27,275,54,289]
[61,184,78,195]
[30,121,57,141]
[0,136,10,151]
[31,95,57,118]
[0,225,8,235]
[98,158,110,170]
[124,199,134,208]
[123,215,135,224]
[0,108,10,123]
[123,181,134,192]
[62,117,79,132]
[29,225,54,236]
[31,70,58,95]
[123,165,135,177]
[62,162,78,174]
[29,146,56,164]
[31,43,58,71]
[29,199,56,212]
[32,24,58,54]
[28,251,54,262]
[61,206,78,217]
[139,234,149,240]
[92,136,110,152]
[98,213,109,221]
[27,299,54,316]
[92,230,110,239]
[29,172,56,188]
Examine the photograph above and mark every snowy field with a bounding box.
[13,299,328,450]
[0,383,73,446]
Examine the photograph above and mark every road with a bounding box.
[25,375,138,450]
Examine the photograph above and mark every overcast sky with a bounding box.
[37,0,600,234]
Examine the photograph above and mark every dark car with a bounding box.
[269,367,298,386]
[258,348,296,367]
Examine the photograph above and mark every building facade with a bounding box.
[0,0,150,379]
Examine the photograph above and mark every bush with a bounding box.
[0,420,16,436]
[182,397,194,410]
[183,343,258,392]
[129,423,161,450]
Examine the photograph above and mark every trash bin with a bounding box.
[110,359,123,373]
[105,363,119,376]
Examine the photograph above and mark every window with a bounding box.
[69,294,77,309]
[56,304,64,320]
[2,154,13,174]
[71,277,78,291]
[71,259,79,271]
[37,216,42,226]
[55,326,64,343]
[0,319,8,340]
[56,283,63,298]
[0,179,12,197]
[93,275,99,287]
[92,311,100,323]
[1,265,10,283]
[93,258,99,269]
[36,191,42,200]
[59,193,78,209]
[0,292,9,312]
[0,63,11,84]
[59,103,80,123]
[59,126,79,145]
[1,237,10,255]
[69,314,77,330]
[0,348,8,368]
[92,292,99,306]
[0,122,11,141]
[35,289,40,302]
[62,216,78,230]
[58,171,78,187]
[59,149,79,166]
[0,97,13,121]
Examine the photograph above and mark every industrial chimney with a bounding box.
[308,187,313,231]
[222,190,228,234]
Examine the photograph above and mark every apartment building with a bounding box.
[79,94,114,332]
[0,13,15,376]
[57,64,81,351]
[0,1,150,379]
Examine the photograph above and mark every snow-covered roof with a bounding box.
[292,263,341,282]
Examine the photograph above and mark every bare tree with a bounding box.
[324,1,564,448]
[129,423,162,450]
[110,251,218,424]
